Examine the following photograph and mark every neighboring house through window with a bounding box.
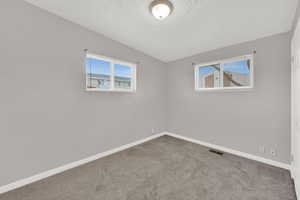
[195,55,253,91]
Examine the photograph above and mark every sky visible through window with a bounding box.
[199,60,250,77]
[199,65,219,77]
[114,64,131,78]
[86,57,132,78]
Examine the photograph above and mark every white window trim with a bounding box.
[85,53,137,93]
[194,54,254,92]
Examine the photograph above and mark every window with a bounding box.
[85,54,136,92]
[195,55,253,91]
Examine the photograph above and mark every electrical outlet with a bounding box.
[259,146,265,153]
[270,149,277,156]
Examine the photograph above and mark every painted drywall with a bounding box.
[167,32,291,164]
[291,0,300,37]
[23,0,297,62]
[291,14,300,199]
[0,0,167,187]
[0,0,293,190]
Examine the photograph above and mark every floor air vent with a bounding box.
[209,149,224,156]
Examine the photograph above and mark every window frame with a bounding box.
[194,54,254,92]
[85,53,137,92]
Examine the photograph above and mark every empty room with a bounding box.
[1,0,300,199]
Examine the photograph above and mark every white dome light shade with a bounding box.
[152,4,171,20]
[150,0,174,20]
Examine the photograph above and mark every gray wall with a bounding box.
[167,32,291,164]
[292,0,300,36]
[0,0,292,188]
[0,0,167,187]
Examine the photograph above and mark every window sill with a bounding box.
[86,88,136,93]
[195,87,253,93]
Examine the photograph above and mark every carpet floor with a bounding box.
[0,136,297,200]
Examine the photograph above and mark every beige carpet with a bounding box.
[0,136,297,200]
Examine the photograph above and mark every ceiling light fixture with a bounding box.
[149,0,174,20]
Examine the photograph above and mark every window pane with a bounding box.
[114,64,132,89]
[198,64,221,88]
[86,57,111,89]
[223,59,251,88]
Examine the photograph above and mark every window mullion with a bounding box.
[220,63,224,88]
[132,65,136,91]
[111,59,115,90]
[130,67,133,91]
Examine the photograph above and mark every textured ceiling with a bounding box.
[24,0,297,62]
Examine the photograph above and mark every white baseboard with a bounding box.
[0,131,291,195]
[291,164,299,199]
[295,179,300,200]
[165,132,290,170]
[291,164,296,179]
[0,132,166,194]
